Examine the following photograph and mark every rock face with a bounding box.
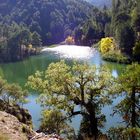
[0,99,32,127]
[0,111,35,140]
[0,111,62,140]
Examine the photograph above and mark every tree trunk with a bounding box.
[86,102,98,140]
[89,110,98,140]
[80,85,84,103]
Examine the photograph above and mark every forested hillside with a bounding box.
[0,0,111,62]
[0,0,140,62]
[102,0,140,62]
[0,0,102,45]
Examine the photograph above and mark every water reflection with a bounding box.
[42,45,96,59]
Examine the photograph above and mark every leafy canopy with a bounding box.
[27,60,114,137]
[27,61,113,111]
[0,76,28,105]
[109,63,140,139]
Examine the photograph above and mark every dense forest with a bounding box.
[0,0,140,62]
[0,0,110,62]
[103,0,140,62]
[0,0,107,45]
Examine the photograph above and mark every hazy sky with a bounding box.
[85,0,112,8]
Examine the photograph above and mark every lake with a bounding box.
[0,45,126,133]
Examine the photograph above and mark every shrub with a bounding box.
[102,50,131,64]
[99,37,116,54]
[65,36,75,45]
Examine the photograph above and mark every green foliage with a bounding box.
[0,23,42,62]
[111,63,140,139]
[102,50,131,64]
[108,0,139,58]
[0,76,28,105]
[115,24,135,55]
[0,0,113,47]
[131,0,140,32]
[40,110,65,133]
[27,60,113,137]
[133,41,140,61]
[0,77,7,94]
[40,109,75,139]
[31,32,42,47]
[5,84,28,105]
[0,0,113,61]
[0,0,98,45]
[117,63,140,93]
[99,37,132,64]
[78,10,111,46]
[7,28,32,61]
[108,127,140,140]
[104,23,111,37]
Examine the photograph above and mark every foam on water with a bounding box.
[42,45,95,59]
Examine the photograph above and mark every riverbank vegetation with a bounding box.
[0,23,42,62]
[102,51,131,64]
[98,0,140,63]
[99,37,131,64]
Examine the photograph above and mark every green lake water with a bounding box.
[0,45,126,133]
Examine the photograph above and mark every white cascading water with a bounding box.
[42,45,96,59]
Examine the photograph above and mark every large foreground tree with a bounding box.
[27,61,113,139]
[109,63,140,140]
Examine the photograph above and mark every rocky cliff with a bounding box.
[0,111,35,140]
[0,99,32,127]
[0,111,62,140]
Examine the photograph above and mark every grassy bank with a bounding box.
[102,51,131,64]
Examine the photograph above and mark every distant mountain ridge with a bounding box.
[85,0,112,8]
